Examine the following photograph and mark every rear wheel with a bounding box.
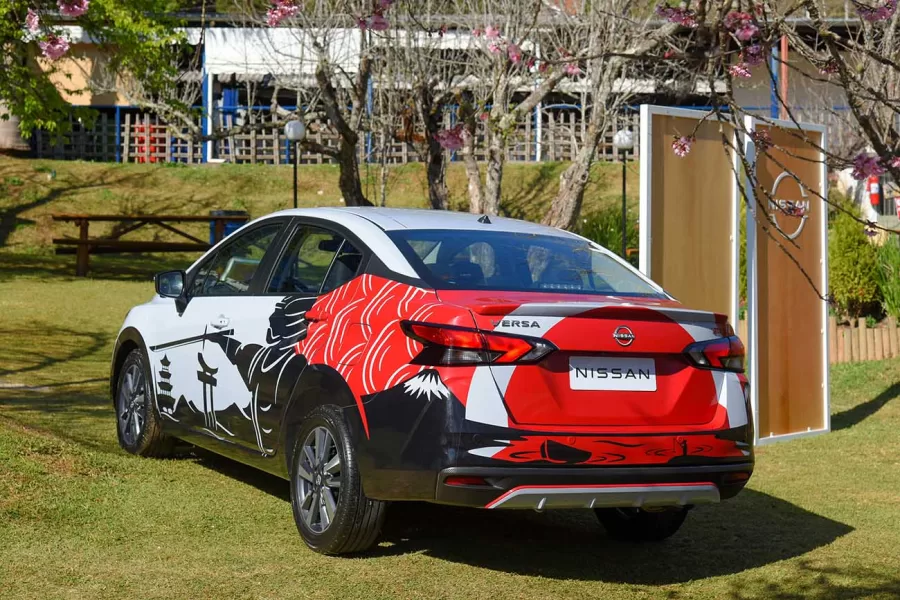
[290,405,386,555]
[594,506,689,542]
[115,348,174,457]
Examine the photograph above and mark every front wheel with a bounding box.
[115,348,174,457]
[290,405,386,555]
[594,506,689,542]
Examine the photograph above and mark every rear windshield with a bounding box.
[388,229,665,298]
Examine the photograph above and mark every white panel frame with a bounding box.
[743,116,830,446]
[638,104,741,325]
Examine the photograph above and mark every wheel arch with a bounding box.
[280,364,360,478]
[110,327,149,407]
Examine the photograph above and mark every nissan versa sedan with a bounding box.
[111,207,753,555]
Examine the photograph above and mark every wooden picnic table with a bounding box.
[52,213,250,277]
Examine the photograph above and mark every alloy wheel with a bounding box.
[117,363,146,446]
[295,426,342,533]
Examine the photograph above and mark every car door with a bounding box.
[146,220,286,444]
[218,221,366,456]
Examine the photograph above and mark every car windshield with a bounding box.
[387,229,665,298]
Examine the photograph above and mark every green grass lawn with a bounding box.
[1,258,900,599]
[0,156,639,260]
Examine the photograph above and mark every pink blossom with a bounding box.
[39,34,69,61]
[266,1,299,26]
[526,56,536,69]
[890,156,900,168]
[729,63,752,78]
[851,153,886,180]
[741,44,766,67]
[538,62,549,73]
[723,11,759,41]
[856,0,897,21]
[26,8,39,33]
[663,49,675,59]
[479,112,489,122]
[472,27,483,37]
[57,0,89,18]
[672,136,694,158]
[565,62,581,76]
[488,41,503,54]
[435,125,465,151]
[507,43,522,64]
[484,26,501,39]
[655,4,698,28]
[751,130,773,152]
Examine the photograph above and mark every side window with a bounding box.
[192,224,281,296]
[269,226,345,294]
[321,241,363,294]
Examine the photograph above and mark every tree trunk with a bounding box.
[425,144,449,210]
[544,101,608,229]
[482,132,505,215]
[337,140,372,207]
[544,144,596,229]
[462,146,483,213]
[459,99,484,213]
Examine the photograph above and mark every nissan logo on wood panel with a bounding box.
[613,326,635,347]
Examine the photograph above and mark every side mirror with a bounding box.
[155,270,185,298]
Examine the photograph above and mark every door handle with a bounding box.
[210,315,230,330]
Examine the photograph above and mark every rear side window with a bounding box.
[191,223,282,296]
[388,229,664,297]
[268,226,363,295]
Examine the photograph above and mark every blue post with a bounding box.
[366,78,374,163]
[115,106,122,163]
[770,44,780,119]
[201,38,210,162]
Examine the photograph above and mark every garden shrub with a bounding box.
[877,237,900,319]
[578,205,639,267]
[829,209,881,319]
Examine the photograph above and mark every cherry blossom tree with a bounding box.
[433,0,595,215]
[645,0,900,299]
[1,0,185,138]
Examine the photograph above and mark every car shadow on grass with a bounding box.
[371,494,853,584]
[190,450,853,584]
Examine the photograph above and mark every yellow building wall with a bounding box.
[37,43,130,106]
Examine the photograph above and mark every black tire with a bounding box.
[115,348,175,457]
[289,405,386,555]
[594,506,689,542]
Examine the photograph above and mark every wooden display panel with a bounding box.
[746,119,829,444]
[639,106,739,323]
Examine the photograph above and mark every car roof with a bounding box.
[268,207,577,238]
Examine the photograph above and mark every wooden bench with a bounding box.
[52,214,250,276]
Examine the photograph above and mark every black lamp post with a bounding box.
[284,119,307,209]
[612,129,634,259]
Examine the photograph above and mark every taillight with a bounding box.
[685,336,745,372]
[401,321,556,366]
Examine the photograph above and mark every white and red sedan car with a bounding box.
[111,208,753,554]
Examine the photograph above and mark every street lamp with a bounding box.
[612,128,634,260]
[284,119,307,209]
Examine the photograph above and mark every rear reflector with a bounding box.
[723,472,751,484]
[401,321,555,366]
[445,476,490,487]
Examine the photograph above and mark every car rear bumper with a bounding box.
[432,462,753,509]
